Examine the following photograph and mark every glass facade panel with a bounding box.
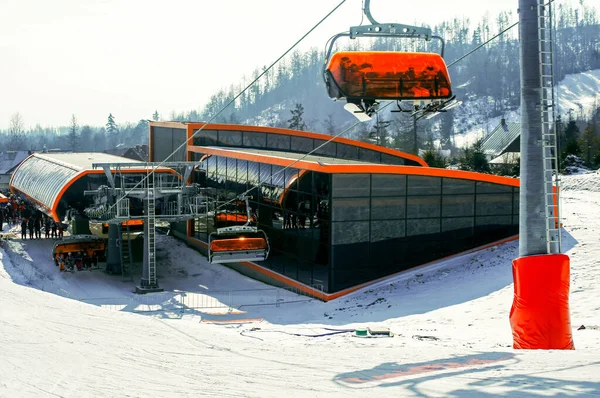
[193,129,218,146]
[442,217,474,232]
[359,148,381,163]
[336,143,359,160]
[332,198,370,221]
[371,197,405,220]
[372,174,407,197]
[290,136,313,153]
[332,221,369,245]
[243,131,267,148]
[332,174,370,198]
[371,220,405,241]
[219,130,243,147]
[477,181,513,193]
[476,194,513,216]
[476,215,513,226]
[442,195,475,217]
[381,153,406,165]
[407,218,440,236]
[266,134,291,150]
[443,178,475,194]
[407,196,441,218]
[313,139,337,157]
[408,176,442,196]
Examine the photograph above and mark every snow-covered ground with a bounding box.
[1,171,600,397]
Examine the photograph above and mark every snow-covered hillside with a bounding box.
[451,69,600,149]
[1,171,600,397]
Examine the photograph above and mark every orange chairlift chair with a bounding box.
[323,0,459,121]
[208,196,270,264]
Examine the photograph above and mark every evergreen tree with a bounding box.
[105,113,119,148]
[422,149,448,168]
[287,103,306,131]
[152,110,160,121]
[68,114,79,151]
[458,139,491,173]
[79,125,93,151]
[562,116,582,160]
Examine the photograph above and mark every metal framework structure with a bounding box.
[83,161,212,292]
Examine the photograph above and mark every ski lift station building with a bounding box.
[151,122,520,300]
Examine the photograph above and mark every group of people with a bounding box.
[0,193,64,240]
[54,251,99,272]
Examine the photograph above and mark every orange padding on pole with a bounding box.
[510,254,574,350]
[210,238,267,252]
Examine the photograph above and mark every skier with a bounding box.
[51,221,57,239]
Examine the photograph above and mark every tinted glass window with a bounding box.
[290,136,313,153]
[381,153,405,165]
[266,134,291,150]
[332,174,370,198]
[332,198,370,221]
[192,130,218,146]
[217,130,241,147]
[442,217,473,232]
[332,221,369,245]
[372,174,406,196]
[371,220,406,242]
[442,178,475,194]
[476,215,513,226]
[407,196,441,218]
[442,195,475,217]
[243,131,267,148]
[476,194,513,216]
[407,219,440,236]
[408,176,442,196]
[371,197,405,220]
[313,139,337,157]
[476,182,513,193]
[336,143,359,160]
[359,148,381,163]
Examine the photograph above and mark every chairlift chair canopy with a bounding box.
[325,51,452,102]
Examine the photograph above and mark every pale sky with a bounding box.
[0,0,517,130]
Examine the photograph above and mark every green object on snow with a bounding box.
[355,328,368,337]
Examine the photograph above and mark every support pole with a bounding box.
[510,0,573,350]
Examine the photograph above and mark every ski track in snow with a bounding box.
[1,172,600,397]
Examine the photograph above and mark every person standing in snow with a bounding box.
[28,217,34,240]
[21,218,27,239]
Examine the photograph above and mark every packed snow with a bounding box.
[1,171,600,397]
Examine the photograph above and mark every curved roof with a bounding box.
[151,121,428,167]
[190,146,520,187]
[10,152,173,221]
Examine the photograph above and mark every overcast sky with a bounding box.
[0,0,528,130]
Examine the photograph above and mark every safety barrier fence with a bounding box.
[1,238,324,316]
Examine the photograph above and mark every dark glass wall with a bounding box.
[151,126,187,162]
[191,128,421,166]
[330,174,519,292]
[189,154,332,292]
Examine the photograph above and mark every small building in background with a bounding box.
[104,145,149,161]
[0,151,31,190]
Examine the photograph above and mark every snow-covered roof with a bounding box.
[0,151,30,174]
[480,121,521,158]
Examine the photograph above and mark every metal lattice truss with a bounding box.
[83,161,214,224]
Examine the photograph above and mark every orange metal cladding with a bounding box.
[327,51,452,100]
[214,213,255,225]
[210,237,268,252]
[53,241,105,255]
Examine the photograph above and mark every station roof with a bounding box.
[190,146,520,188]
[481,121,521,158]
[10,152,173,221]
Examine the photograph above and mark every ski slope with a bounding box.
[1,171,600,397]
